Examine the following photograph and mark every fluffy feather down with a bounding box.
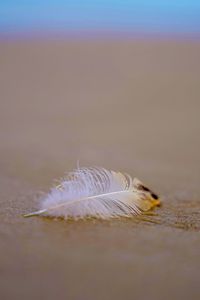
[24,167,160,219]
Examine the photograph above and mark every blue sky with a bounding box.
[0,1,200,35]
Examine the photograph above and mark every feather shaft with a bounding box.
[24,190,133,217]
[23,209,47,217]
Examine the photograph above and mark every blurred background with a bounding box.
[0,1,200,300]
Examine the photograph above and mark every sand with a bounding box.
[0,37,200,300]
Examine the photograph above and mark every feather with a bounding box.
[24,167,160,219]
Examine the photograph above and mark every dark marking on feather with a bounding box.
[138,184,150,192]
[151,193,159,200]
[138,184,159,201]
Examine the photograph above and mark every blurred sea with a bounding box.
[0,0,200,37]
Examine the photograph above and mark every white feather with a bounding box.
[24,167,153,219]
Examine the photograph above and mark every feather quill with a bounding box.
[24,167,160,219]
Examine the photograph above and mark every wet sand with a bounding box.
[0,38,200,300]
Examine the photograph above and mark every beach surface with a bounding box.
[0,38,200,300]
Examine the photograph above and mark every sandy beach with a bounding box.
[0,37,200,300]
